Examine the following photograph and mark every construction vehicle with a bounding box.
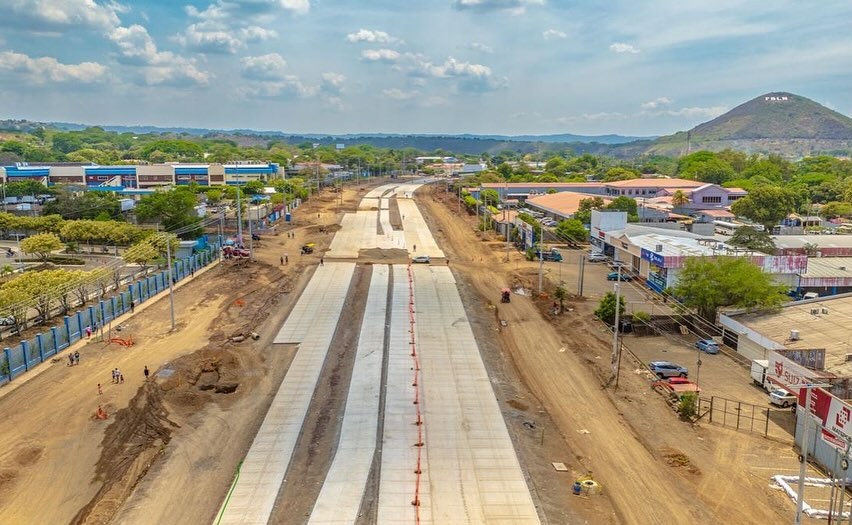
[301,243,315,254]
[501,288,511,303]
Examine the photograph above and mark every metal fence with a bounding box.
[0,248,217,383]
[695,395,796,439]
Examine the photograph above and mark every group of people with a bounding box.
[111,367,124,384]
[67,351,80,366]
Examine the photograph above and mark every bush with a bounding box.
[678,392,698,420]
[633,310,651,324]
[46,256,86,265]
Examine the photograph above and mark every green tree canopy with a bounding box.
[43,190,122,220]
[555,218,587,244]
[730,186,797,229]
[727,226,777,254]
[135,188,201,237]
[594,291,625,325]
[672,257,787,321]
[20,232,63,261]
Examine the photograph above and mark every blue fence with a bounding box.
[0,246,219,385]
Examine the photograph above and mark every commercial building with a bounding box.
[720,297,852,480]
[0,162,280,191]
[478,178,747,211]
[590,210,808,293]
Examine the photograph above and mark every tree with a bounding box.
[672,257,787,321]
[574,197,605,224]
[671,190,689,208]
[135,188,202,238]
[594,291,625,326]
[678,152,736,184]
[20,233,62,262]
[602,167,639,182]
[554,285,567,314]
[206,188,223,204]
[43,190,121,220]
[819,201,852,219]
[555,219,587,245]
[727,226,777,254]
[730,186,797,230]
[123,242,159,275]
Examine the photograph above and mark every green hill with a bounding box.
[638,92,852,158]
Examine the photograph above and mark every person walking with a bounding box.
[97,383,102,395]
[85,326,92,339]
[68,353,74,367]
[119,373,124,384]
[130,300,135,313]
[74,351,80,365]
[111,368,118,384]
[144,365,150,381]
[191,268,195,278]
[280,256,284,265]
[320,256,324,266]
[285,254,288,264]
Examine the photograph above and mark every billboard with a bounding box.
[776,348,826,371]
[767,351,817,389]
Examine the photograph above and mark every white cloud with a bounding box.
[658,106,728,118]
[469,42,494,53]
[382,88,419,100]
[361,48,401,62]
[640,97,672,109]
[610,42,640,54]
[108,25,210,86]
[238,76,316,98]
[0,0,124,31]
[453,0,544,15]
[346,29,400,44]
[321,72,345,93]
[556,112,628,124]
[542,29,567,40]
[187,0,309,21]
[0,50,107,83]
[323,96,344,111]
[241,53,288,81]
[178,1,288,54]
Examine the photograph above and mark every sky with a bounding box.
[0,0,850,137]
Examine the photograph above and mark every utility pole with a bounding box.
[612,269,622,388]
[247,202,254,261]
[577,255,585,296]
[537,236,544,293]
[165,235,176,331]
[235,171,243,245]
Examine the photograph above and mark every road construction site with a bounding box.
[0,177,826,525]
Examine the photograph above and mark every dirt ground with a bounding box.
[0,182,370,525]
[0,179,819,525]
[417,184,812,524]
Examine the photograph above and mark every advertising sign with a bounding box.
[776,348,826,371]
[640,248,665,267]
[768,351,816,389]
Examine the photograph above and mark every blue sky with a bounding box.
[0,0,850,136]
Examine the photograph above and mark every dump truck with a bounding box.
[750,359,773,391]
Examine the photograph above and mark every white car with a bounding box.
[587,252,608,262]
[769,389,797,408]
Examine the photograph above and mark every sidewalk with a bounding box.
[0,256,221,401]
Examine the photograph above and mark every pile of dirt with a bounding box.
[661,448,701,474]
[70,382,177,525]
[357,247,409,262]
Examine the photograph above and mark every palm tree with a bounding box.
[671,190,689,208]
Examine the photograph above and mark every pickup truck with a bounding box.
[539,248,563,262]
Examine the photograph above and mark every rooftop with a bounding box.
[799,257,852,279]
[603,178,706,189]
[772,235,852,250]
[734,293,852,377]
[627,233,734,258]
[526,191,612,216]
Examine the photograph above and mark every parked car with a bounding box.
[607,272,632,281]
[412,255,430,264]
[769,388,797,408]
[695,339,720,354]
[587,252,608,263]
[649,361,688,378]
[0,315,15,326]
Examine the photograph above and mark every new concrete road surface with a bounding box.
[216,180,539,524]
[215,263,356,525]
[328,181,443,259]
[308,265,389,524]
[411,265,539,524]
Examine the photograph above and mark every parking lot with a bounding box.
[621,333,796,437]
